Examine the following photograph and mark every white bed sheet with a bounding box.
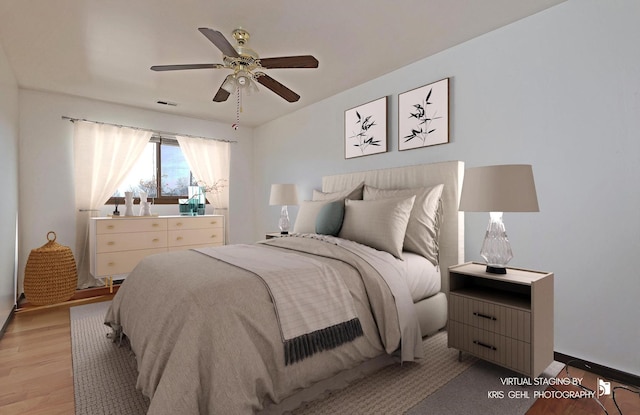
[401,252,441,302]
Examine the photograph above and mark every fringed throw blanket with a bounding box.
[195,244,363,364]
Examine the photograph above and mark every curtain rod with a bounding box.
[61,116,238,144]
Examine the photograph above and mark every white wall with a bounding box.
[18,90,255,292]
[0,42,19,325]
[254,0,640,376]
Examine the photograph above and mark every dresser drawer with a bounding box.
[96,218,167,234]
[95,248,167,276]
[167,242,224,252]
[448,321,531,375]
[168,228,223,247]
[449,293,531,342]
[167,216,223,230]
[96,231,167,253]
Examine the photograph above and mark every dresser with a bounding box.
[447,262,554,377]
[89,215,225,284]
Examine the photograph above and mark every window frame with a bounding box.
[105,136,196,205]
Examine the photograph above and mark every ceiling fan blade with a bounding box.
[259,55,319,69]
[213,83,231,102]
[255,73,300,102]
[150,63,223,71]
[198,28,240,58]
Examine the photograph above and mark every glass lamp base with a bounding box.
[278,205,291,234]
[480,212,513,274]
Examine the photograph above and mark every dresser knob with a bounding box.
[107,225,114,229]
[107,241,115,246]
[152,238,159,242]
[108,262,115,266]
[176,222,183,226]
[152,223,159,227]
[176,236,183,241]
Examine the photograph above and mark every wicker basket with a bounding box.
[24,231,78,306]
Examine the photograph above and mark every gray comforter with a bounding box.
[104,235,422,414]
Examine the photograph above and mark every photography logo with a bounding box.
[597,378,611,397]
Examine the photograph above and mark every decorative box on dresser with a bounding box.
[447,262,554,377]
[90,215,225,286]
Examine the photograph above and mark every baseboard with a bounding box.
[0,305,16,340]
[554,351,640,387]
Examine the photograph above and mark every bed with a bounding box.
[104,160,464,414]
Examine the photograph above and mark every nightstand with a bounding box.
[447,262,554,377]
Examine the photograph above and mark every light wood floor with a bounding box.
[0,294,114,415]
[1,294,637,415]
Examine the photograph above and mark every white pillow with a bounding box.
[338,196,416,259]
[293,200,337,234]
[312,182,364,201]
[363,184,444,265]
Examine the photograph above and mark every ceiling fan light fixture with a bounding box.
[236,71,250,86]
[221,75,237,94]
[245,77,259,95]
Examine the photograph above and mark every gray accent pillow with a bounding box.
[293,200,337,234]
[315,201,344,236]
[312,181,364,201]
[363,184,444,266]
[339,196,416,259]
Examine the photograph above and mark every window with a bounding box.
[108,137,195,205]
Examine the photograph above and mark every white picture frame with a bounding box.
[398,78,449,151]
[344,96,388,159]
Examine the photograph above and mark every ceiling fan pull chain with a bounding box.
[232,88,241,130]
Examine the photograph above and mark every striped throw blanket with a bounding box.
[195,244,363,364]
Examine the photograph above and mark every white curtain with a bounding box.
[74,121,152,288]
[176,136,230,243]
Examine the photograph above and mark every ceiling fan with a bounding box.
[151,27,319,103]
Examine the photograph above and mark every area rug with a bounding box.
[71,301,562,415]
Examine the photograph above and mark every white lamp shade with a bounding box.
[459,165,539,212]
[269,184,299,206]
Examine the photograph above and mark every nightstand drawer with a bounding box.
[448,321,531,375]
[449,293,531,342]
[96,231,167,253]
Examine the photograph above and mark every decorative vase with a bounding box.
[139,191,148,216]
[188,186,205,216]
[140,201,152,216]
[124,191,134,216]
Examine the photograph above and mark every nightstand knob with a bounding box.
[473,340,497,351]
[473,312,497,321]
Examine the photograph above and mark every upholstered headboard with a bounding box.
[322,161,465,294]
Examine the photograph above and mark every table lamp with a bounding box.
[459,164,539,274]
[269,184,299,234]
